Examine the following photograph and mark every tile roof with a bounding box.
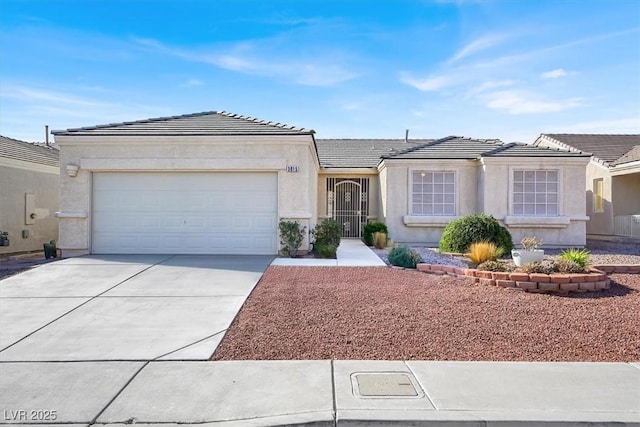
[381,136,586,161]
[0,135,59,167]
[316,139,430,168]
[612,145,640,166]
[540,134,640,165]
[52,111,314,136]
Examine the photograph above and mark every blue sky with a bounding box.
[1,0,639,143]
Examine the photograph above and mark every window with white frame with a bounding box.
[412,171,455,215]
[513,170,558,216]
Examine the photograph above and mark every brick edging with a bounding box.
[416,263,640,293]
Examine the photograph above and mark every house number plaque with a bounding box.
[287,165,299,173]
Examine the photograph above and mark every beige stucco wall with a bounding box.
[481,157,588,247]
[378,160,479,245]
[612,173,640,215]
[584,162,613,236]
[0,160,59,255]
[54,134,318,256]
[377,156,589,247]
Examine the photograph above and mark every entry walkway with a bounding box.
[271,238,387,266]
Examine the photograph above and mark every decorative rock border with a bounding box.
[416,263,640,293]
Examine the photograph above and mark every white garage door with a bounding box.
[92,172,278,254]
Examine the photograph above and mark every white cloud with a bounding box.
[3,85,116,108]
[399,73,451,91]
[448,34,505,64]
[180,78,204,88]
[482,90,583,114]
[134,37,358,87]
[467,80,516,96]
[541,68,568,79]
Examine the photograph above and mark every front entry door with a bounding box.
[327,178,369,238]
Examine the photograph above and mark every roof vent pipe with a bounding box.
[45,125,49,147]
[405,129,409,143]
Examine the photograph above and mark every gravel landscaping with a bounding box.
[372,239,640,269]
[213,266,640,362]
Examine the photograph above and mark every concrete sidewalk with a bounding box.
[271,239,386,267]
[1,360,638,425]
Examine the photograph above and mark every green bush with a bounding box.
[312,219,341,247]
[477,260,508,272]
[387,246,423,269]
[363,222,388,246]
[439,213,513,254]
[278,220,306,258]
[560,248,590,269]
[315,243,337,259]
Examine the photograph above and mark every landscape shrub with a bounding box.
[373,232,387,249]
[518,260,557,275]
[477,260,508,272]
[556,259,586,274]
[363,222,388,246]
[315,243,337,259]
[560,248,590,269]
[387,246,423,269]
[278,220,306,258]
[467,241,504,265]
[312,219,341,247]
[439,213,513,254]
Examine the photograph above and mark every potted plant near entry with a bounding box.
[511,236,544,267]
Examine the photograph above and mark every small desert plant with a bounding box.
[556,258,585,274]
[363,222,388,246]
[388,246,423,269]
[518,260,557,274]
[312,219,341,247]
[439,213,513,253]
[560,248,589,269]
[477,260,508,272]
[520,236,543,251]
[373,231,387,249]
[315,243,337,259]
[278,220,306,258]
[467,241,505,265]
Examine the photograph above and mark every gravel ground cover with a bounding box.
[213,267,640,362]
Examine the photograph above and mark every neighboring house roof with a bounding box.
[612,145,640,166]
[316,139,430,168]
[381,136,586,161]
[538,134,640,166]
[52,111,315,136]
[0,135,59,167]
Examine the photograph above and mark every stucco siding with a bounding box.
[612,173,640,215]
[380,156,588,247]
[55,135,318,255]
[0,163,59,254]
[585,162,613,236]
[380,160,479,245]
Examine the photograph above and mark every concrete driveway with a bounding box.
[0,254,273,361]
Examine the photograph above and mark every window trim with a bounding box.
[408,169,457,216]
[509,167,562,217]
[593,178,604,213]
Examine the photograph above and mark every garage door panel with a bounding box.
[92,172,278,255]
